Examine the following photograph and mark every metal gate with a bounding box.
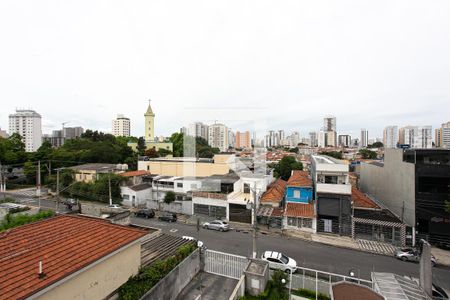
[229,203,251,223]
[204,249,249,279]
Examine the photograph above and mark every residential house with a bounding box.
[121,183,152,208]
[0,215,150,300]
[285,170,313,203]
[311,155,352,236]
[351,187,406,246]
[260,178,287,208]
[69,163,126,183]
[283,170,316,232]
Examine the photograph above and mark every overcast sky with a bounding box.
[1,0,449,140]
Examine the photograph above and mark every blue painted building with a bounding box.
[285,170,313,203]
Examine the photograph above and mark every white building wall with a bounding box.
[9,109,42,152]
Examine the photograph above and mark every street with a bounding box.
[1,189,70,213]
[131,217,450,291]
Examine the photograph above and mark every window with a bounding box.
[302,218,312,228]
[123,194,130,200]
[177,182,183,188]
[293,190,300,198]
[244,183,250,193]
[325,176,338,184]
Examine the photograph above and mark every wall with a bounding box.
[146,200,193,215]
[36,243,141,300]
[360,149,415,227]
[140,249,200,300]
[286,187,313,203]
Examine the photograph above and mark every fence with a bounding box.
[204,249,249,279]
[269,265,373,298]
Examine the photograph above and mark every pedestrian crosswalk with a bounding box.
[357,239,398,256]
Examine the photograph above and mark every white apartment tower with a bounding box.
[208,123,229,152]
[399,126,432,148]
[309,132,318,147]
[112,114,131,137]
[435,121,450,148]
[187,122,209,141]
[9,109,42,152]
[360,129,368,148]
[383,126,398,149]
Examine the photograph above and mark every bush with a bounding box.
[118,243,196,300]
[292,288,330,300]
[0,210,55,232]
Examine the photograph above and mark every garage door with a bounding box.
[194,204,226,219]
[229,204,251,224]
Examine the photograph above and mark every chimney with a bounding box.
[38,261,46,279]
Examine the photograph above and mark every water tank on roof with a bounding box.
[122,164,128,170]
[116,164,122,170]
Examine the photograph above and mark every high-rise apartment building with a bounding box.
[187,122,209,141]
[326,131,337,147]
[9,109,42,152]
[309,132,318,147]
[112,114,131,137]
[360,129,368,148]
[228,130,235,149]
[208,123,229,152]
[323,116,336,132]
[383,126,398,149]
[236,131,251,149]
[265,130,279,148]
[43,126,84,148]
[338,135,351,148]
[399,126,432,149]
[435,121,450,148]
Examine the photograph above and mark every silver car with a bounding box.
[203,220,230,232]
[394,248,437,266]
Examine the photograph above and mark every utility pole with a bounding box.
[252,182,258,259]
[56,168,60,211]
[108,173,112,206]
[37,161,41,208]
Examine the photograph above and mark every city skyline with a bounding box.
[1,1,449,138]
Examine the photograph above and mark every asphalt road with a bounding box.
[1,190,70,213]
[131,217,450,291]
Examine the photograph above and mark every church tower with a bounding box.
[144,100,155,142]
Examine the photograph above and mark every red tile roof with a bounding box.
[119,170,151,177]
[0,215,148,300]
[271,208,284,217]
[287,170,312,187]
[260,179,287,203]
[284,202,315,218]
[352,187,380,209]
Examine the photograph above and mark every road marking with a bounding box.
[170,229,178,233]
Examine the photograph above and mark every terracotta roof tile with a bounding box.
[287,170,312,187]
[352,187,380,209]
[284,202,315,218]
[0,215,148,300]
[260,179,287,203]
[119,170,151,177]
[271,208,284,217]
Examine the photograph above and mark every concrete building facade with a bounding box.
[208,123,229,152]
[8,109,42,152]
[187,122,209,141]
[399,126,432,149]
[360,149,450,246]
[383,126,398,149]
[360,129,368,148]
[236,131,251,149]
[112,114,131,137]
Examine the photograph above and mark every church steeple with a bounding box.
[144,99,155,142]
[145,99,155,116]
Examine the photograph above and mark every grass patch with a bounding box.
[0,210,55,231]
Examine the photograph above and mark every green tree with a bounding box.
[137,137,147,156]
[33,140,53,161]
[0,133,28,165]
[359,149,377,159]
[273,156,303,180]
[319,151,343,160]
[368,141,384,148]
[164,191,176,204]
[169,133,185,157]
[445,201,450,213]
[144,148,159,158]
[158,148,172,157]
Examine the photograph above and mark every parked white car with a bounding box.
[261,251,297,273]
[203,220,230,232]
